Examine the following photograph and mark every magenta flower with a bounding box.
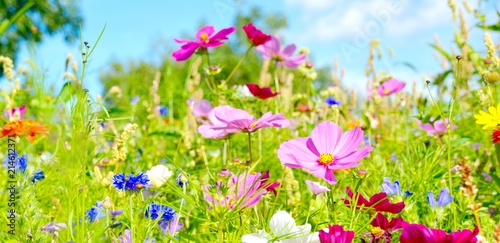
[212,106,290,133]
[277,121,372,184]
[242,23,271,46]
[342,187,405,214]
[416,118,456,135]
[187,97,213,118]
[305,180,330,195]
[319,224,354,243]
[172,25,236,61]
[363,213,405,242]
[198,106,239,139]
[377,78,405,96]
[256,36,306,69]
[400,224,479,243]
[5,104,26,121]
[203,171,276,210]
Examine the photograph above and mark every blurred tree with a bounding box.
[0,0,82,60]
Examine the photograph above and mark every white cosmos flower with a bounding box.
[146,164,173,188]
[242,211,319,243]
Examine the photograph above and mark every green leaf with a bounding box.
[148,131,182,138]
[429,44,452,60]
[58,81,75,102]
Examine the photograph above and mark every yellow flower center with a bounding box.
[383,89,390,94]
[250,122,257,129]
[200,32,209,42]
[136,183,143,189]
[371,227,385,237]
[318,153,334,165]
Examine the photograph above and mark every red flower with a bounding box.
[242,23,271,46]
[371,213,405,231]
[492,128,500,144]
[342,187,405,214]
[258,170,280,196]
[400,224,479,243]
[319,224,354,243]
[246,83,279,100]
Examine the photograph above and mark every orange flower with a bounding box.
[0,119,49,142]
[23,120,49,142]
[0,121,26,138]
[492,128,500,144]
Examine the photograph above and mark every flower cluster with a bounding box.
[112,172,150,191]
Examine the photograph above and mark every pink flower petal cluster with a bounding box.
[318,224,354,243]
[256,36,306,69]
[187,97,213,118]
[400,224,479,243]
[377,78,405,96]
[242,23,271,46]
[198,106,239,139]
[305,180,330,195]
[416,118,457,135]
[203,171,279,210]
[212,105,290,133]
[172,25,236,61]
[277,121,372,184]
[5,104,26,121]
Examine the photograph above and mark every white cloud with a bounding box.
[286,0,457,43]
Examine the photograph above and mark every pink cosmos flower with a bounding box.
[342,187,405,214]
[5,104,26,121]
[377,78,406,96]
[319,224,354,243]
[203,171,277,210]
[400,224,479,243]
[198,106,239,139]
[256,36,306,69]
[277,121,373,184]
[212,106,290,133]
[242,23,271,46]
[305,180,330,195]
[187,97,213,118]
[416,118,457,135]
[172,25,237,61]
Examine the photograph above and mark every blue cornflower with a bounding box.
[156,106,168,117]
[364,135,371,146]
[427,188,454,208]
[31,169,45,183]
[3,152,27,173]
[145,202,176,222]
[85,201,122,223]
[112,172,150,191]
[176,173,189,188]
[130,96,140,105]
[325,97,341,106]
[85,207,100,223]
[390,153,397,161]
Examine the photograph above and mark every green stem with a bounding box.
[247,132,253,162]
[0,1,35,35]
[226,46,253,83]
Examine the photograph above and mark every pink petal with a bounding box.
[172,42,200,61]
[283,53,306,69]
[333,127,364,158]
[282,44,297,57]
[196,25,215,40]
[209,26,237,41]
[277,138,319,168]
[334,145,373,165]
[311,121,342,155]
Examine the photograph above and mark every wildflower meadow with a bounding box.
[1,1,500,242]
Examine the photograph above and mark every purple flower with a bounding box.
[377,78,405,96]
[305,179,330,195]
[130,96,140,105]
[319,224,354,243]
[427,188,454,208]
[482,172,492,182]
[4,104,26,121]
[112,172,150,191]
[187,98,213,118]
[256,36,306,69]
[118,230,131,243]
[158,215,184,235]
[417,117,457,135]
[325,97,341,106]
[40,222,66,237]
[172,25,237,61]
[145,202,176,222]
[381,177,401,196]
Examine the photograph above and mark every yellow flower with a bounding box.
[474,103,500,130]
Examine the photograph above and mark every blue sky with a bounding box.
[14,0,500,97]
